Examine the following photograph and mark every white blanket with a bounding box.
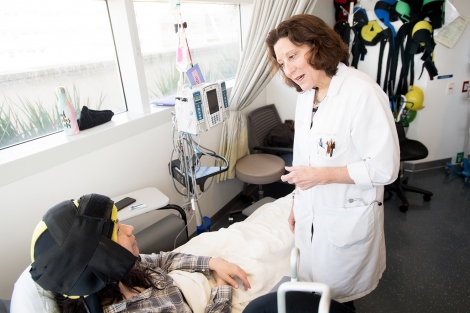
[171,195,294,313]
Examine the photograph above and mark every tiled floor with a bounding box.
[212,168,470,313]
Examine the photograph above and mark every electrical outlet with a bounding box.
[446,82,455,94]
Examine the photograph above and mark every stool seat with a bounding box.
[236,154,285,185]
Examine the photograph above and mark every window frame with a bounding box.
[0,0,247,187]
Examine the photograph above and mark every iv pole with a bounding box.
[169,0,228,233]
[171,0,203,230]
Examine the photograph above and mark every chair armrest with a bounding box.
[135,213,188,254]
[157,204,188,240]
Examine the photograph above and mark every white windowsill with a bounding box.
[0,79,235,188]
[0,105,173,188]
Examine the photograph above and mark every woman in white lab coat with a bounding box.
[264,14,400,310]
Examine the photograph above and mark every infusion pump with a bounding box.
[175,81,229,135]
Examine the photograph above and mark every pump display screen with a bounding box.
[206,89,219,115]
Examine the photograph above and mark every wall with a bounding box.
[267,0,470,165]
[412,0,470,163]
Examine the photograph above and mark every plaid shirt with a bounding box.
[103,252,231,313]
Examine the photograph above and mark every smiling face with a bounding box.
[266,15,349,92]
[274,37,322,91]
[116,222,139,256]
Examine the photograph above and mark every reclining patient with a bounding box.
[29,193,251,313]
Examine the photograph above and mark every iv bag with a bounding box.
[176,29,189,72]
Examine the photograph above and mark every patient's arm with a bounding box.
[141,252,251,291]
[141,252,211,275]
[209,257,251,291]
[205,281,232,313]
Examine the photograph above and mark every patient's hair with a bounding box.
[55,259,158,312]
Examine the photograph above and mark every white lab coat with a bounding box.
[293,63,400,302]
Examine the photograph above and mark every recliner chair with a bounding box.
[385,122,433,212]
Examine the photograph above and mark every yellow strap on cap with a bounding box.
[110,205,118,242]
[361,20,383,43]
[30,221,48,262]
[412,20,433,46]
[412,20,433,34]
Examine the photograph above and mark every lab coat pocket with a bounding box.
[324,204,373,248]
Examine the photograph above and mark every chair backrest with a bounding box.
[247,104,283,152]
[395,122,407,142]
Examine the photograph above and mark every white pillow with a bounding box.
[11,266,59,313]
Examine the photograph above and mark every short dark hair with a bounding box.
[265,14,350,92]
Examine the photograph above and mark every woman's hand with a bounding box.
[281,165,321,190]
[281,165,353,190]
[208,257,251,290]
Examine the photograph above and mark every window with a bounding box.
[133,2,241,102]
[0,0,125,149]
[0,0,242,150]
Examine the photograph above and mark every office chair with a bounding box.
[234,105,289,203]
[247,104,293,166]
[385,122,433,212]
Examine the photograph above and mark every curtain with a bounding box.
[218,0,318,182]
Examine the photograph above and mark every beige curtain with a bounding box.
[218,0,318,182]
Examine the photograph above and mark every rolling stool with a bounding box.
[229,154,284,221]
[236,153,285,201]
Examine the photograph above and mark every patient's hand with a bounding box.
[288,207,295,233]
[209,257,251,291]
[212,271,228,287]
